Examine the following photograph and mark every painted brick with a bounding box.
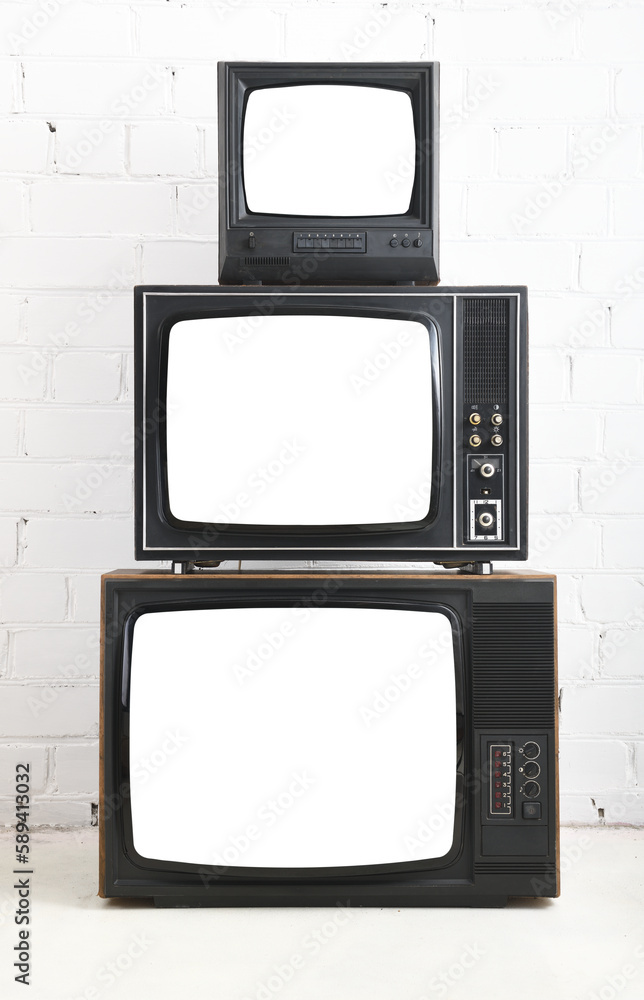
[557,624,597,682]
[31,181,173,235]
[440,239,574,290]
[580,575,644,625]
[582,8,644,61]
[0,462,132,514]
[529,295,607,350]
[560,684,644,737]
[530,464,577,514]
[0,411,19,456]
[497,126,568,178]
[173,66,218,119]
[0,518,18,567]
[559,740,629,793]
[441,124,494,179]
[0,684,97,737]
[55,743,98,794]
[5,2,130,57]
[285,8,427,61]
[23,61,169,116]
[603,520,644,570]
[13,628,99,678]
[25,409,133,459]
[528,516,600,570]
[0,574,68,624]
[528,349,570,404]
[130,123,199,177]
[53,353,121,403]
[0,745,48,794]
[0,238,136,289]
[0,180,26,232]
[24,518,136,569]
[572,354,641,405]
[55,119,126,176]
[611,297,644,350]
[436,9,574,61]
[571,126,641,180]
[615,66,644,117]
[600,629,644,678]
[579,241,644,295]
[605,411,644,461]
[581,464,644,515]
[26,294,132,349]
[141,240,218,284]
[138,7,280,60]
[0,351,46,401]
[467,181,607,238]
[68,574,101,623]
[0,294,21,344]
[177,184,219,237]
[466,66,608,121]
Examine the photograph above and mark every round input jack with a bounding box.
[523,781,540,799]
[491,413,503,426]
[469,412,482,425]
[480,463,496,478]
[491,434,503,447]
[469,434,482,448]
[478,512,494,528]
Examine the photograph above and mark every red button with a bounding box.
[495,781,501,788]
[494,771,501,777]
[495,751,501,758]
[495,791,501,799]
[495,802,501,809]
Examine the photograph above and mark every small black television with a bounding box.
[134,284,528,566]
[217,62,439,285]
[99,570,558,907]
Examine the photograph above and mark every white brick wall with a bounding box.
[0,0,642,827]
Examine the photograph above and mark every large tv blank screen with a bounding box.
[243,84,416,217]
[166,314,433,527]
[129,606,457,868]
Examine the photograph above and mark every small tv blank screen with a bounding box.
[243,84,416,217]
[129,606,457,868]
[165,314,433,527]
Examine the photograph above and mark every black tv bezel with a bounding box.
[134,285,528,564]
[218,62,439,284]
[100,572,558,907]
[118,595,466,881]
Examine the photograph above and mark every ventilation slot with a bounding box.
[475,861,556,877]
[472,602,555,728]
[463,297,510,404]
[245,256,290,266]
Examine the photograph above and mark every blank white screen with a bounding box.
[166,314,433,526]
[243,85,416,216]
[130,607,457,868]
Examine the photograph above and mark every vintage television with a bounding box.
[135,284,528,565]
[100,570,558,907]
[217,62,439,285]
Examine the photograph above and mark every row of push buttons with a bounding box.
[490,745,512,816]
[295,236,364,250]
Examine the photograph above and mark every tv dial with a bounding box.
[491,434,503,447]
[478,512,494,528]
[522,781,540,799]
[469,412,482,425]
[522,761,540,779]
[522,741,540,759]
[491,413,503,426]
[480,463,495,478]
[469,434,482,448]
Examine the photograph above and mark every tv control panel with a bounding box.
[465,403,507,544]
[482,736,548,824]
[293,232,366,252]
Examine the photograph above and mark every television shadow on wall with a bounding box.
[134,284,527,566]
[217,62,439,285]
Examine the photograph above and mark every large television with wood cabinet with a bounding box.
[100,570,558,907]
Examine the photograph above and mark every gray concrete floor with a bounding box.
[0,827,642,999]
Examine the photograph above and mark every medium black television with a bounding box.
[99,570,558,907]
[134,285,527,566]
[217,62,439,285]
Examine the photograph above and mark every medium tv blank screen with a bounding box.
[129,606,457,869]
[242,84,416,217]
[166,314,433,527]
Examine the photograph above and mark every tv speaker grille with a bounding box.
[245,256,290,266]
[463,298,510,404]
[471,602,555,727]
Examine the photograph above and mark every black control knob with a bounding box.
[413,238,423,247]
[401,238,411,247]
[523,761,540,778]
[523,781,540,798]
[480,463,495,478]
[389,238,399,247]
[523,741,540,759]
